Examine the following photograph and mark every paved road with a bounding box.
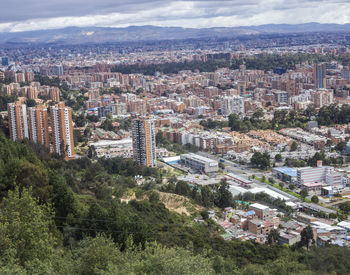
[197,151,300,202]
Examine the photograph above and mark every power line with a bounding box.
[51,215,192,227]
[1,218,197,237]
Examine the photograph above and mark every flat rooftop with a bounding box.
[90,138,132,148]
[181,153,218,165]
[250,203,269,210]
[273,167,297,177]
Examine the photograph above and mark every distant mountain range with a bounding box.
[1,23,350,45]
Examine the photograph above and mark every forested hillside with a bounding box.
[1,133,350,274]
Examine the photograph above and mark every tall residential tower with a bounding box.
[50,102,75,159]
[28,106,50,148]
[132,117,156,167]
[314,63,327,89]
[7,102,29,141]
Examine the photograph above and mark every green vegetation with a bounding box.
[311,195,319,204]
[111,53,350,76]
[112,59,231,75]
[0,93,18,111]
[156,131,199,154]
[228,104,350,136]
[228,109,307,133]
[339,201,350,214]
[256,176,306,201]
[237,191,294,214]
[1,132,350,274]
[200,119,229,130]
[251,151,271,170]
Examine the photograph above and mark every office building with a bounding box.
[180,153,219,173]
[297,161,332,185]
[314,63,327,89]
[132,118,156,167]
[7,102,29,141]
[50,102,75,159]
[28,106,50,148]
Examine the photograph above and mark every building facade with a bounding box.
[180,153,219,173]
[28,106,50,148]
[50,102,75,159]
[132,118,156,167]
[8,102,29,141]
[314,63,327,89]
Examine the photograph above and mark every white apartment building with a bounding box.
[221,96,245,116]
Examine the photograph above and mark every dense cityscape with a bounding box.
[2,1,350,273]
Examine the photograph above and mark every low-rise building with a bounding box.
[180,153,219,173]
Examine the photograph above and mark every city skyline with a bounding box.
[1,0,350,33]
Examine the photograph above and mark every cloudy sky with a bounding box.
[0,0,350,32]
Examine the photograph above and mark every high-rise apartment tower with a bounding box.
[50,102,75,159]
[132,118,156,167]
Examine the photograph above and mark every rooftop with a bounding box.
[250,203,269,211]
[273,167,297,177]
[181,153,218,165]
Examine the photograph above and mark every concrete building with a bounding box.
[112,103,127,115]
[49,87,60,102]
[28,106,50,148]
[180,153,219,173]
[132,117,156,167]
[221,96,245,116]
[272,167,297,183]
[274,91,289,104]
[297,161,341,186]
[7,102,29,141]
[250,203,273,222]
[50,102,75,159]
[314,63,327,89]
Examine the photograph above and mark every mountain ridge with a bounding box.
[1,23,350,44]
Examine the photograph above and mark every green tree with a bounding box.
[339,201,350,214]
[201,186,214,207]
[26,98,36,107]
[335,141,346,153]
[149,191,160,203]
[175,181,191,196]
[300,189,308,199]
[311,195,319,204]
[299,225,314,250]
[251,152,270,170]
[266,229,280,245]
[290,141,298,152]
[275,154,282,162]
[219,162,225,170]
[215,183,233,208]
[0,187,56,266]
[74,234,122,275]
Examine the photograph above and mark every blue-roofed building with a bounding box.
[272,167,297,183]
[243,210,256,217]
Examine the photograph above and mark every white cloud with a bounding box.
[0,0,350,32]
